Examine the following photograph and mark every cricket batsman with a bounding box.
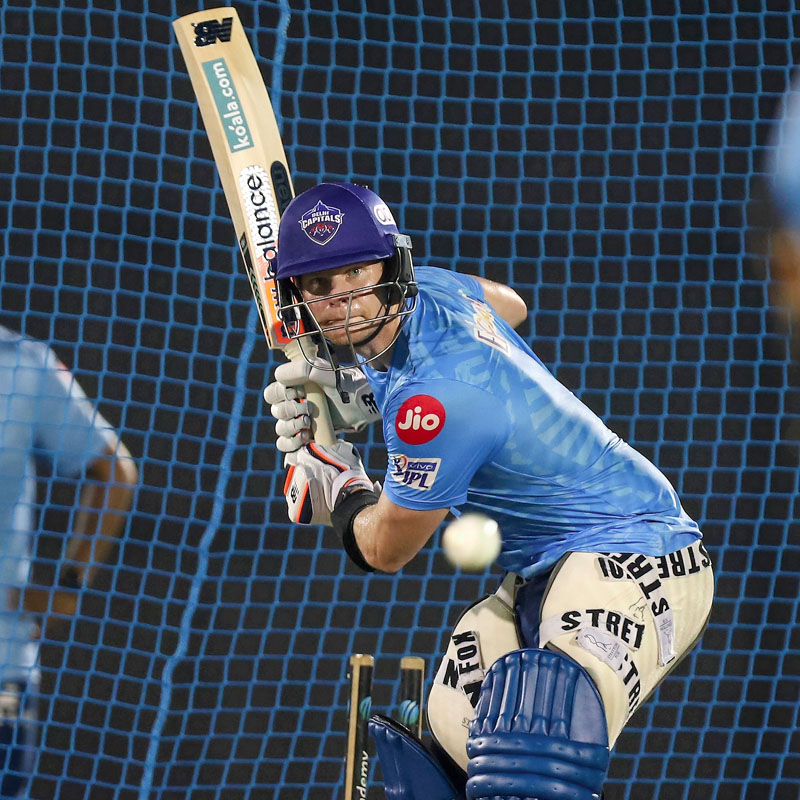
[264,182,714,800]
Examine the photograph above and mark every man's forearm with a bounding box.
[351,496,449,573]
[65,445,137,584]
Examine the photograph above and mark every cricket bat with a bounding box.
[173,8,335,445]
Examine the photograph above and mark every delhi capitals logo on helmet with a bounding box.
[300,201,344,246]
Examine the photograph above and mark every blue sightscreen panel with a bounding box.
[1,2,799,799]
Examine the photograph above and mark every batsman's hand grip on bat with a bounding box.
[283,441,374,526]
[281,341,336,447]
[265,356,381,452]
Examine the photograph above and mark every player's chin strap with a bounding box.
[369,714,465,800]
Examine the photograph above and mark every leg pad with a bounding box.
[466,649,609,800]
[369,713,464,800]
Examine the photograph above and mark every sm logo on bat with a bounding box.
[192,18,233,46]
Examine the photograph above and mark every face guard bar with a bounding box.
[276,233,418,373]
[279,277,418,372]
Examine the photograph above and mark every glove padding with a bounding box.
[265,358,381,453]
[284,440,374,526]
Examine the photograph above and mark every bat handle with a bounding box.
[283,340,336,446]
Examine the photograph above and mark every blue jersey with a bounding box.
[768,71,800,229]
[0,327,115,681]
[364,268,701,578]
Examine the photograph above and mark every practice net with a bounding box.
[1,2,799,798]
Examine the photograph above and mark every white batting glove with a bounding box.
[284,440,374,526]
[264,358,381,453]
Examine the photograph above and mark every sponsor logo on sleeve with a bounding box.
[389,454,441,491]
[394,394,445,445]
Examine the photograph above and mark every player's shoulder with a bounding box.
[410,266,485,338]
[0,326,52,370]
[0,324,23,349]
[415,266,482,300]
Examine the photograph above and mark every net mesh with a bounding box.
[1,1,799,798]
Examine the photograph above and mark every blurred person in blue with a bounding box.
[757,73,800,351]
[264,183,714,800]
[0,324,138,797]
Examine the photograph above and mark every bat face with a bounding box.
[174,7,335,444]
[173,8,302,350]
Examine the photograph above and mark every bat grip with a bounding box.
[282,340,336,446]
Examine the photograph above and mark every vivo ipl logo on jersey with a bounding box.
[395,395,446,445]
[389,454,442,491]
[300,201,344,245]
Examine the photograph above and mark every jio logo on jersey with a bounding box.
[395,395,446,445]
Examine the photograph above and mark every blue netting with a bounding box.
[1,2,799,799]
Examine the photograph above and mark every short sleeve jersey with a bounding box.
[0,328,116,680]
[364,268,700,578]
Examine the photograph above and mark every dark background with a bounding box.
[1,1,799,798]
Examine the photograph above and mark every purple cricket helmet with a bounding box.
[274,183,417,367]
[275,182,404,278]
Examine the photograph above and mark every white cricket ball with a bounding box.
[441,513,502,571]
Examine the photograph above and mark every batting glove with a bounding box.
[284,440,374,526]
[264,358,381,453]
